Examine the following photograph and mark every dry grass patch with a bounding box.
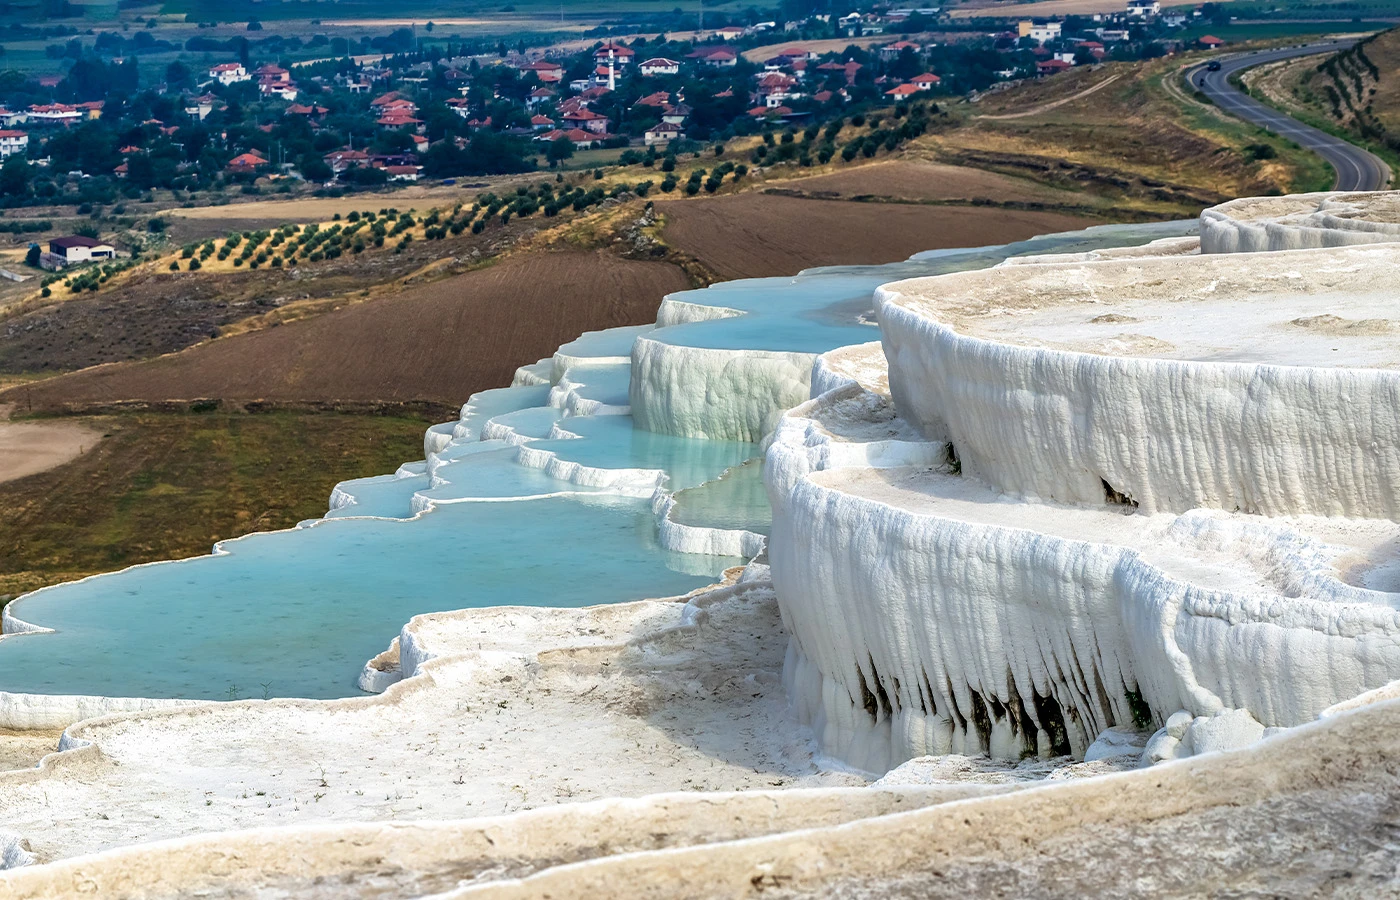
[0,410,430,598]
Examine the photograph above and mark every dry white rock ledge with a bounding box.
[1201,190,1400,251]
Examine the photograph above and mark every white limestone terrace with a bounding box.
[0,577,869,868]
[10,196,1400,894]
[877,242,1400,519]
[767,349,1400,771]
[629,221,1198,443]
[760,227,1400,773]
[1201,190,1400,252]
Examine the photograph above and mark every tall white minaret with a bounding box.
[608,47,616,91]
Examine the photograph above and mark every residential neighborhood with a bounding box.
[0,0,1234,216]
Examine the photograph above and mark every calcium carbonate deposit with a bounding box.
[1200,190,1400,251]
[0,219,1187,726]
[6,192,1400,897]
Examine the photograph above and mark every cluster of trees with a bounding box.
[421,131,537,178]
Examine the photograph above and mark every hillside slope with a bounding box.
[922,58,1333,214]
[1276,27,1400,155]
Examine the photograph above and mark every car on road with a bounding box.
[1207,60,1222,71]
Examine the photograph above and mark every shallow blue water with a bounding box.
[670,459,772,535]
[651,221,1196,353]
[1,498,734,700]
[541,415,757,488]
[0,221,1194,703]
[324,471,429,520]
[558,363,632,408]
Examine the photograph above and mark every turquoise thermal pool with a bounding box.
[0,221,1194,707]
[649,221,1193,353]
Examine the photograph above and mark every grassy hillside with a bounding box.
[916,56,1333,219]
[1291,28,1400,157]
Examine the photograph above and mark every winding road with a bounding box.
[1184,39,1392,191]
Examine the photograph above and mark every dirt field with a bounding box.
[768,160,1087,206]
[0,218,546,376]
[0,404,104,484]
[655,194,1093,280]
[742,35,896,63]
[3,249,688,411]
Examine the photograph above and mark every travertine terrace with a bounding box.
[6,193,1400,897]
[1201,189,1400,251]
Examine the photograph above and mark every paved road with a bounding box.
[1183,40,1391,191]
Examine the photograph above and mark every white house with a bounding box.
[44,235,115,269]
[1126,0,1160,16]
[0,130,27,157]
[209,63,250,85]
[1018,20,1062,43]
[26,104,81,126]
[644,122,684,145]
[592,42,635,66]
[184,94,217,121]
[639,57,681,76]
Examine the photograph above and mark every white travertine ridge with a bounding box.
[877,242,1400,518]
[764,208,1400,773]
[629,335,817,442]
[1201,190,1400,252]
[766,361,1400,768]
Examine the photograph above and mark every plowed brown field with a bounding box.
[771,161,1082,205]
[655,194,1093,280]
[5,250,687,411]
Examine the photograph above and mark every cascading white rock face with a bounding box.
[1200,191,1400,252]
[766,197,1400,772]
[877,243,1400,519]
[629,336,817,442]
